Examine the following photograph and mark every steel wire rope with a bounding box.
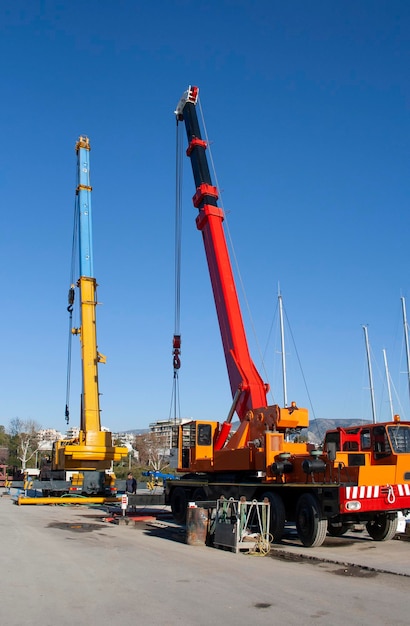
[169,119,184,424]
[365,336,389,421]
[260,294,288,404]
[393,300,409,419]
[262,295,296,408]
[197,97,275,402]
[282,305,317,423]
[386,301,405,416]
[262,296,279,364]
[65,185,80,425]
[263,291,319,433]
[373,337,407,421]
[174,121,183,340]
[362,335,386,422]
[168,374,181,425]
[388,376,406,420]
[261,296,283,398]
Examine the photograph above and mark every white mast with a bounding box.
[382,348,394,421]
[401,296,410,404]
[363,325,377,423]
[278,288,288,407]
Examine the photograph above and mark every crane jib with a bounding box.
[177,87,268,418]
[75,136,94,279]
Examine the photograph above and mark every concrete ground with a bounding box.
[269,523,410,577]
[1,491,410,626]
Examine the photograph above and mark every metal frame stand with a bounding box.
[213,497,271,554]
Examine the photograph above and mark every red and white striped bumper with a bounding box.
[341,484,410,513]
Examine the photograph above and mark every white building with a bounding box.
[37,429,64,443]
[115,432,137,446]
[65,426,80,439]
[148,418,192,454]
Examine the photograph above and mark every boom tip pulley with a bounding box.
[175,85,199,119]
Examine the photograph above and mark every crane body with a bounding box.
[42,137,127,496]
[165,87,410,547]
[176,87,308,459]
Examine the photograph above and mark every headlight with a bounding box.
[346,501,361,511]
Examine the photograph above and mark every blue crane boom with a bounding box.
[76,136,94,278]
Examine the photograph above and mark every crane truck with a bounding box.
[164,86,410,547]
[40,137,128,496]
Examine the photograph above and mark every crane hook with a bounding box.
[173,334,181,370]
[67,286,75,313]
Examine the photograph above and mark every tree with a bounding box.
[0,424,9,446]
[0,425,9,464]
[134,431,170,472]
[8,418,42,471]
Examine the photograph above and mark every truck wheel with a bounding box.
[366,514,398,541]
[192,488,207,502]
[327,521,349,537]
[295,493,328,547]
[261,492,286,543]
[170,487,188,524]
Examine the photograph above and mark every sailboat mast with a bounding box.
[401,296,410,404]
[278,291,288,407]
[363,325,377,423]
[382,348,394,421]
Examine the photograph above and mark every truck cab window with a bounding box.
[372,426,391,458]
[361,429,371,450]
[197,424,212,446]
[387,425,410,454]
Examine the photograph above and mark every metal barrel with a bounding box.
[186,506,208,546]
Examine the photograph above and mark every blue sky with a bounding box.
[0,0,409,433]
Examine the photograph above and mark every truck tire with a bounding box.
[260,492,286,543]
[366,513,398,541]
[192,488,207,502]
[170,486,188,524]
[295,493,328,547]
[327,521,349,537]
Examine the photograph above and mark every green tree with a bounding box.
[7,419,21,468]
[0,425,9,446]
[0,425,9,464]
[134,431,170,473]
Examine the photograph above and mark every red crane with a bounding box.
[175,86,306,450]
[166,87,410,549]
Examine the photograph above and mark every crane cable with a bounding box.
[65,186,79,424]
[169,119,184,423]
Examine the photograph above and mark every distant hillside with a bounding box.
[121,429,149,435]
[230,418,370,445]
[303,418,369,444]
[120,419,370,445]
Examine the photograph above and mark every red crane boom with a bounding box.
[175,86,269,428]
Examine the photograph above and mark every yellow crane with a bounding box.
[43,137,128,496]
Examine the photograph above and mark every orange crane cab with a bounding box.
[165,86,410,547]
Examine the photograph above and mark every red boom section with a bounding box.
[195,201,268,419]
